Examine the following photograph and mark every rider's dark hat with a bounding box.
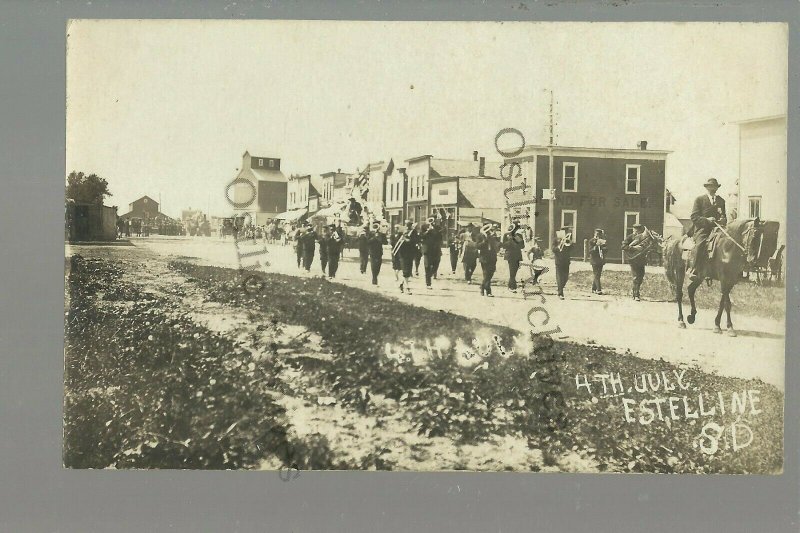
[703,178,721,189]
[632,223,644,229]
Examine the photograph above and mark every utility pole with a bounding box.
[547,89,555,249]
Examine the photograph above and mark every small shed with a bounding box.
[66,202,118,242]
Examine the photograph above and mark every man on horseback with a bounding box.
[687,178,727,283]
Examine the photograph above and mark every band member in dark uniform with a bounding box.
[357,224,370,275]
[552,226,574,300]
[688,178,727,283]
[588,228,608,295]
[421,217,443,290]
[460,227,478,283]
[622,223,648,301]
[526,237,548,285]
[318,225,330,275]
[476,223,499,297]
[395,220,419,294]
[448,233,460,275]
[502,221,525,293]
[413,239,422,277]
[390,224,403,285]
[326,223,345,279]
[301,223,316,272]
[367,222,387,286]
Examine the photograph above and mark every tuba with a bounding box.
[558,231,573,251]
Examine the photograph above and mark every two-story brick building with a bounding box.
[228,151,287,225]
[505,144,670,262]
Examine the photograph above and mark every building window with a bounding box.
[625,165,641,194]
[269,160,275,168]
[561,209,577,236]
[624,211,640,237]
[258,158,263,167]
[562,163,578,192]
[748,196,761,219]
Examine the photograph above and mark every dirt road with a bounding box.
[88,236,785,390]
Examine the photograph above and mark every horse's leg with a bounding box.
[676,269,686,328]
[686,278,702,325]
[713,290,725,333]
[724,286,736,337]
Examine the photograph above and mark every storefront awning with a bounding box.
[274,208,308,221]
[313,203,344,218]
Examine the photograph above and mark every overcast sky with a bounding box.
[66,20,786,218]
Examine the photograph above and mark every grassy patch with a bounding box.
[570,269,785,320]
[171,262,783,473]
[64,255,299,469]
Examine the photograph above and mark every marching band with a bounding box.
[286,213,661,302]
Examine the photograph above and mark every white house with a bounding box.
[733,115,787,246]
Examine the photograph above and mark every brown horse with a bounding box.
[662,218,770,336]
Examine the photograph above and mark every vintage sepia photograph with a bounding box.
[64,20,786,473]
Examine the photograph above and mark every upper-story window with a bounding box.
[625,164,641,194]
[268,160,274,168]
[562,163,578,192]
[749,196,761,219]
[258,158,263,167]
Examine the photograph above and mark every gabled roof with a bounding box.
[133,195,158,205]
[251,168,287,183]
[457,178,505,209]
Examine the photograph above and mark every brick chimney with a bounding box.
[472,150,478,161]
[637,141,648,150]
[479,156,486,177]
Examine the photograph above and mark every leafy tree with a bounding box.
[66,171,112,205]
